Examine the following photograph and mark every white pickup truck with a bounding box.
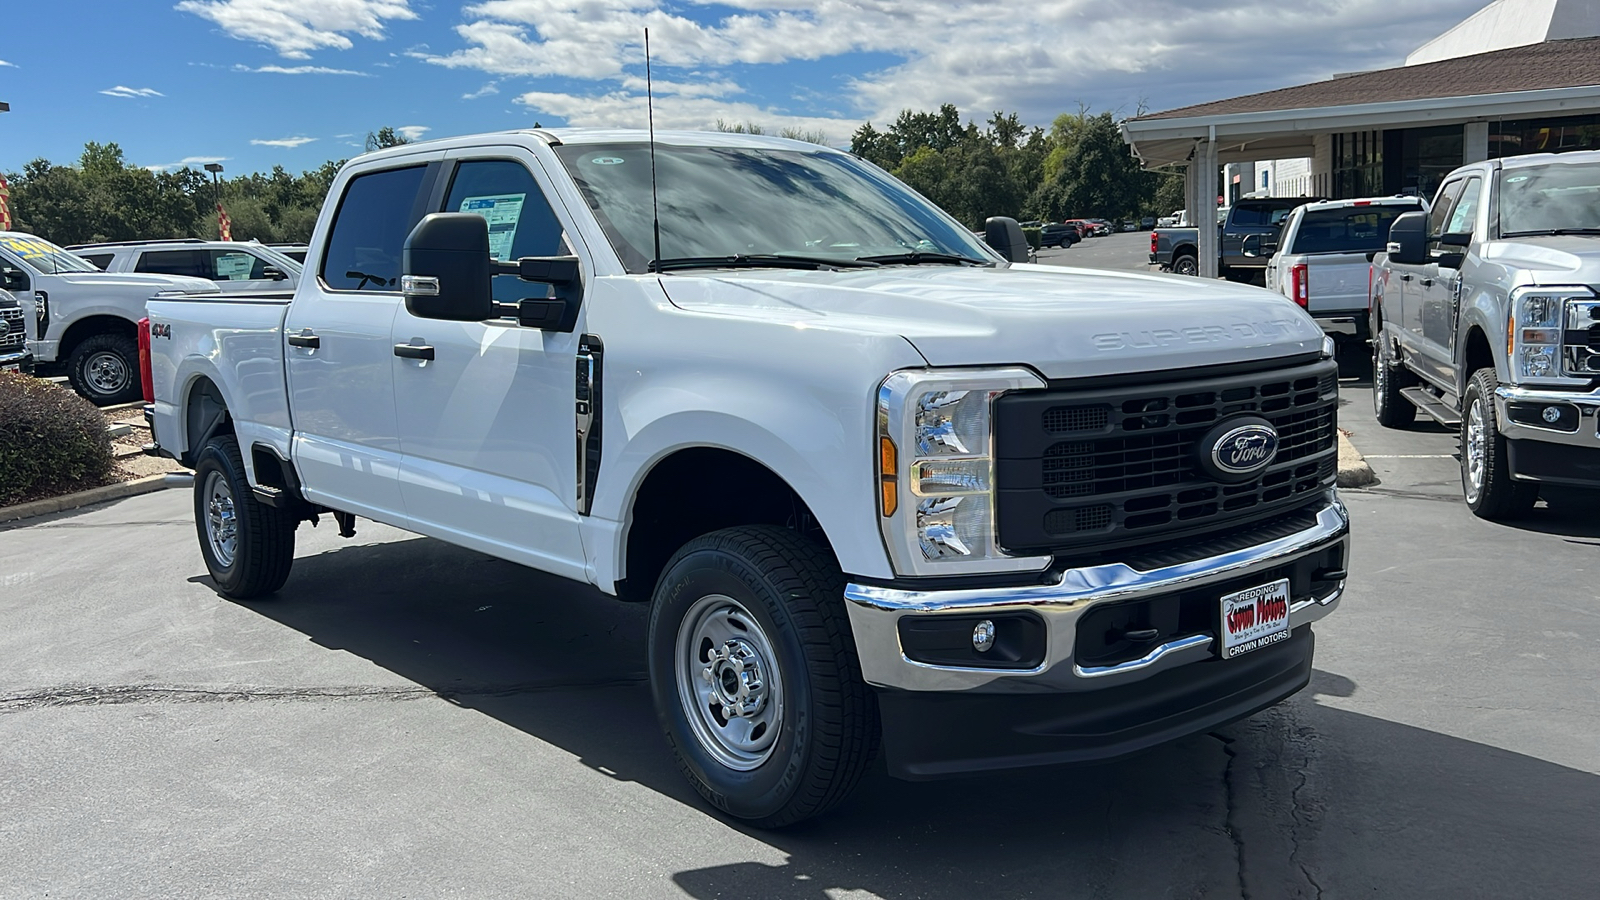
[145,129,1349,827]
[0,232,217,403]
[1261,197,1426,342]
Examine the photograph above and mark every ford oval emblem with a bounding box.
[0,318,9,340]
[1197,417,1279,483]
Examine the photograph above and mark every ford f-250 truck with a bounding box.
[1371,150,1600,519]
[0,232,217,404]
[1151,197,1316,280]
[146,129,1349,827]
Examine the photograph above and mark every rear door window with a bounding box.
[320,165,429,292]
[135,249,211,279]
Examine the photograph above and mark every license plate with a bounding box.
[1220,578,1291,659]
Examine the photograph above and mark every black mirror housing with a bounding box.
[1386,211,1428,265]
[403,213,494,322]
[261,266,289,281]
[1439,232,1472,247]
[984,216,1032,263]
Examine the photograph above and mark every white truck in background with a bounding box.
[144,128,1349,827]
[0,232,217,404]
[1262,197,1427,342]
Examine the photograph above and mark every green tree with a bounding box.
[364,126,413,152]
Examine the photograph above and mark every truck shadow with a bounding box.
[207,537,1600,899]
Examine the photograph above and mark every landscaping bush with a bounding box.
[1021,226,1042,251]
[0,373,114,507]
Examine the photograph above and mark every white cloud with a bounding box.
[396,125,430,140]
[0,59,16,68]
[515,90,842,143]
[100,85,163,98]
[176,0,418,59]
[463,81,501,99]
[251,136,319,148]
[233,63,367,75]
[144,155,230,172]
[424,0,1488,135]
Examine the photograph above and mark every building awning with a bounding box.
[1121,36,1600,168]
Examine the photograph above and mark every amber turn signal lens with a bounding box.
[878,436,898,517]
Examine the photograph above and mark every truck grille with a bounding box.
[994,357,1338,559]
[0,306,25,352]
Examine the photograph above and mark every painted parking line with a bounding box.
[1362,454,1455,459]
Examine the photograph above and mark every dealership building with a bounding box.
[1120,0,1600,276]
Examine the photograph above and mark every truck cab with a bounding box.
[1371,150,1600,517]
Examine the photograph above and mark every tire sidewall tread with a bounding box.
[1460,368,1537,520]
[67,332,141,406]
[193,435,296,599]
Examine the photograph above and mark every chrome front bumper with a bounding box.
[1495,384,1600,447]
[843,497,1348,693]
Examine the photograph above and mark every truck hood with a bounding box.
[47,271,220,293]
[1483,235,1600,285]
[657,263,1325,379]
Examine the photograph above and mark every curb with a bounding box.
[1336,432,1378,488]
[0,475,172,524]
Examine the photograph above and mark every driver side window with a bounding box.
[1427,179,1465,238]
[1445,177,1483,237]
[442,159,570,304]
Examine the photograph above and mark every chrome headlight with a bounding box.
[1509,286,1593,382]
[876,368,1051,577]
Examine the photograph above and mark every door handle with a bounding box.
[393,343,435,361]
[286,330,320,349]
[1421,278,1434,287]
[1400,273,1413,282]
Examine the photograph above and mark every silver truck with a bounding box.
[1263,196,1426,341]
[1370,150,1600,518]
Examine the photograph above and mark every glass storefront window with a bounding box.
[1490,114,1600,158]
[1400,125,1464,200]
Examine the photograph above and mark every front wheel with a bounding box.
[193,435,297,598]
[1460,368,1537,520]
[67,333,141,405]
[648,526,877,827]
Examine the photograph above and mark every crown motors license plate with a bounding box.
[1220,578,1291,659]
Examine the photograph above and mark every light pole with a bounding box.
[204,162,223,239]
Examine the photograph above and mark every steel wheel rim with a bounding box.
[85,351,130,395]
[675,593,784,771]
[1465,397,1487,502]
[203,470,239,568]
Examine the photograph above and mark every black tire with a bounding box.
[67,332,141,405]
[1460,368,1537,520]
[193,435,296,599]
[1372,331,1416,429]
[1171,253,1198,276]
[647,525,877,828]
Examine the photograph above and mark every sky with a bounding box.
[0,0,1492,177]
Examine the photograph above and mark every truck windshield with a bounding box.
[1289,204,1420,254]
[0,234,101,274]
[552,142,999,273]
[1499,162,1600,236]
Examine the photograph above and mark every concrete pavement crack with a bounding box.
[0,677,648,712]
[1210,731,1251,900]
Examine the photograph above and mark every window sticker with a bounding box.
[215,253,255,280]
[1,236,56,259]
[459,193,526,261]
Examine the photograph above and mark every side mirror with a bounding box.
[1,268,25,292]
[1386,211,1428,265]
[1438,232,1472,247]
[402,213,494,322]
[261,266,289,281]
[983,216,1032,263]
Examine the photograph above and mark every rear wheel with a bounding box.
[1372,332,1416,428]
[193,435,296,598]
[1171,253,1198,276]
[648,525,877,827]
[67,333,140,405]
[1460,368,1537,520]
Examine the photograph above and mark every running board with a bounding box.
[1400,386,1461,427]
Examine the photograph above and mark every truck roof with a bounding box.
[355,128,843,164]
[1296,196,1426,212]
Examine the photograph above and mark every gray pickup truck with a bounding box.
[1370,150,1600,518]
[1150,198,1314,279]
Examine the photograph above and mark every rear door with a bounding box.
[390,148,590,581]
[284,158,440,524]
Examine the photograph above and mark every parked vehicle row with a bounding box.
[1370,149,1600,519]
[70,239,302,294]
[144,128,1346,828]
[1151,197,1316,279]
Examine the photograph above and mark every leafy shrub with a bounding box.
[1021,226,1042,251]
[0,373,114,507]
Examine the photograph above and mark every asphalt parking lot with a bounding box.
[3,235,1597,898]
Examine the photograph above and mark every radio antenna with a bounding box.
[645,27,663,271]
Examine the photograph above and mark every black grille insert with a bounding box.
[994,359,1338,558]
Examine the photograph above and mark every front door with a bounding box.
[285,160,436,524]
[391,151,589,581]
[1420,176,1481,382]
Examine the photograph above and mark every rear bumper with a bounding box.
[1313,312,1367,338]
[877,626,1314,778]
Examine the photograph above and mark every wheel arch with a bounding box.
[1459,324,1497,397]
[58,313,137,359]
